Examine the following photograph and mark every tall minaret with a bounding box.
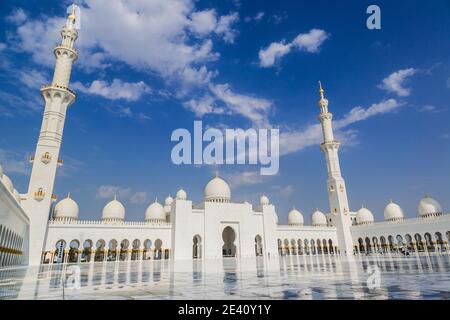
[22,6,79,265]
[317,82,354,255]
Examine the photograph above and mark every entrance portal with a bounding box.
[222,226,237,257]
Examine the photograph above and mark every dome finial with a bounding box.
[67,192,71,199]
[114,193,117,201]
[215,170,219,178]
[424,193,429,198]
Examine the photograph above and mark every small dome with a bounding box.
[12,189,21,203]
[145,200,165,222]
[176,188,187,200]
[1,174,14,193]
[418,195,442,218]
[54,193,79,220]
[102,196,125,222]
[384,200,404,222]
[165,195,174,206]
[356,207,374,225]
[260,195,269,206]
[288,208,304,226]
[204,175,231,202]
[311,209,327,227]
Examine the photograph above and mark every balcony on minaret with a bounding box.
[41,152,52,164]
[34,188,46,202]
[57,159,64,167]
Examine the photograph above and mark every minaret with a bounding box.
[22,6,79,265]
[317,82,354,255]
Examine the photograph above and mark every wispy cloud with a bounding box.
[0,149,30,175]
[73,79,151,102]
[259,29,329,68]
[280,99,402,156]
[96,185,132,199]
[224,170,271,188]
[378,68,416,97]
[96,185,151,205]
[209,83,273,126]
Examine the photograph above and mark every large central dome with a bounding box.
[204,175,231,203]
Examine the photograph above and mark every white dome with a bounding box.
[165,195,174,206]
[356,207,374,225]
[54,193,79,220]
[260,195,269,206]
[145,200,166,222]
[311,209,327,227]
[384,200,404,222]
[204,176,231,202]
[1,174,14,193]
[102,196,125,222]
[176,188,187,200]
[418,195,442,218]
[288,208,304,226]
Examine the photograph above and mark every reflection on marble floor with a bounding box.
[1,253,450,300]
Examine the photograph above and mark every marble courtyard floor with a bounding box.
[1,253,449,299]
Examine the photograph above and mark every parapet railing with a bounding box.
[352,212,450,227]
[48,219,172,227]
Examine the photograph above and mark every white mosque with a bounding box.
[1,7,450,268]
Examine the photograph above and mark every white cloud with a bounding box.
[259,29,329,68]
[272,184,294,197]
[17,69,49,89]
[73,79,151,101]
[96,185,150,204]
[189,10,239,43]
[130,191,149,204]
[6,8,27,25]
[292,29,329,53]
[378,68,416,97]
[280,99,402,156]
[334,98,401,128]
[6,1,273,125]
[183,95,224,117]
[96,185,131,199]
[215,12,239,43]
[225,170,268,188]
[258,41,292,68]
[9,0,223,76]
[209,83,272,126]
[419,105,437,113]
[189,9,218,35]
[0,43,6,51]
[0,149,30,175]
[254,12,265,21]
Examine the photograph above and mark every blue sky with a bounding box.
[0,0,449,224]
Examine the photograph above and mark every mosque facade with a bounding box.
[1,8,450,268]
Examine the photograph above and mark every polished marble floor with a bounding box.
[1,253,450,299]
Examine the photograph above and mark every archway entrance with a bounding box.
[222,226,236,257]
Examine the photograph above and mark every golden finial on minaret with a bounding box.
[318,81,325,99]
[68,4,77,22]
